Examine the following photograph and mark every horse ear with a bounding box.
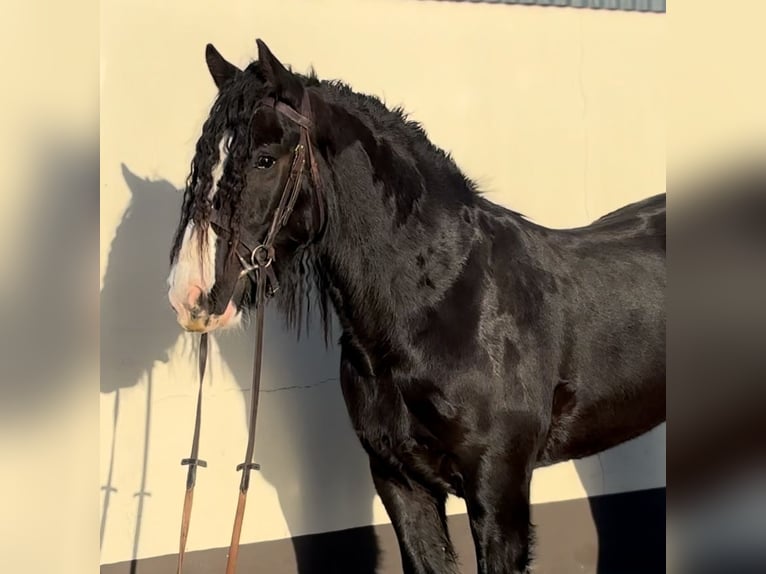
[256,38,303,106]
[205,44,240,89]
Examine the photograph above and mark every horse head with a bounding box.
[168,40,331,338]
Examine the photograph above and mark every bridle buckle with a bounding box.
[250,244,274,269]
[236,244,275,278]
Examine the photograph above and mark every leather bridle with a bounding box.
[209,91,324,290]
[175,90,323,574]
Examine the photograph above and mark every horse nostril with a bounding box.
[189,306,203,320]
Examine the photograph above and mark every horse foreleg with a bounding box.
[463,416,541,574]
[369,457,459,574]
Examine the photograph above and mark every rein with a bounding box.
[175,332,208,574]
[175,90,322,574]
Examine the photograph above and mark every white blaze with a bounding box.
[167,222,218,308]
[167,135,230,310]
[209,134,230,199]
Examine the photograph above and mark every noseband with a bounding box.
[209,90,325,297]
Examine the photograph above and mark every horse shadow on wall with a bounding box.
[100,165,379,573]
[100,165,664,574]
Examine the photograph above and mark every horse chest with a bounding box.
[340,358,461,493]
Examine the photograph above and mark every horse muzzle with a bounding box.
[169,286,239,333]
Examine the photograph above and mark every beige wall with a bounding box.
[100,0,665,567]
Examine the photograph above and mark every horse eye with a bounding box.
[255,155,276,169]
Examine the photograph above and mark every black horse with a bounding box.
[167,40,665,574]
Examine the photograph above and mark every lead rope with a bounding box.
[176,332,209,574]
[223,102,315,572]
[225,256,275,574]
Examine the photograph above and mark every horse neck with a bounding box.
[311,108,479,372]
